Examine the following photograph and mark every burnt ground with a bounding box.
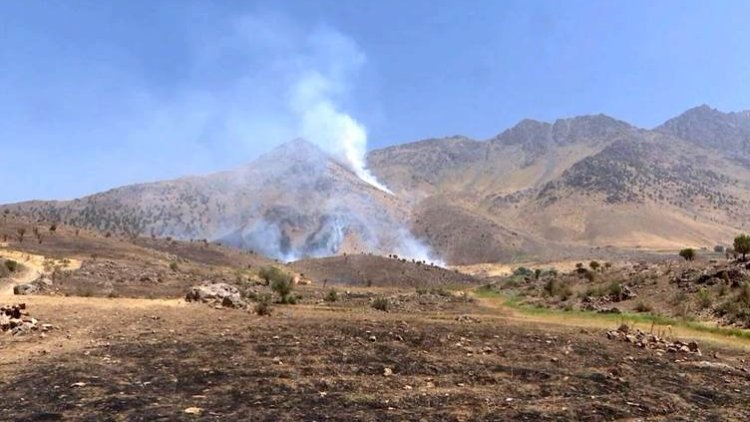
[1,293,749,421]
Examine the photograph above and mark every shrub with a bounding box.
[608,281,622,298]
[325,289,338,302]
[513,267,533,277]
[372,297,390,312]
[255,294,272,316]
[589,261,601,271]
[634,301,653,313]
[583,268,596,283]
[4,259,19,273]
[169,261,179,272]
[679,248,696,261]
[271,275,295,304]
[717,284,750,326]
[697,288,712,309]
[258,266,288,286]
[734,235,750,260]
[543,279,572,301]
[534,269,542,280]
[714,245,725,253]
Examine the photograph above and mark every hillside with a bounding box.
[5,106,750,265]
[1,139,426,262]
[369,108,750,259]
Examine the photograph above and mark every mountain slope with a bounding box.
[2,139,424,261]
[6,106,750,265]
[657,105,750,155]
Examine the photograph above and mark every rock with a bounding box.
[184,407,203,415]
[383,367,393,377]
[13,283,40,295]
[186,283,246,309]
[456,315,481,323]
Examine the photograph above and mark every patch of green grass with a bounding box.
[474,287,750,341]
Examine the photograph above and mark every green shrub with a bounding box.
[589,261,601,271]
[634,301,653,313]
[4,260,19,272]
[169,261,179,272]
[679,248,696,261]
[372,297,390,312]
[734,235,750,260]
[543,279,572,301]
[255,294,272,316]
[513,267,533,277]
[697,288,712,309]
[258,265,288,286]
[271,274,295,304]
[325,289,338,302]
[608,281,623,298]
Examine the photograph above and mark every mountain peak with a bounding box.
[657,105,750,152]
[491,113,631,147]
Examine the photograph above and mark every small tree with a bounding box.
[259,266,287,286]
[733,234,750,261]
[589,261,601,271]
[679,248,696,261]
[271,275,295,304]
[16,228,25,243]
[325,289,338,302]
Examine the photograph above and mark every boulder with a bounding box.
[13,283,40,295]
[186,283,246,309]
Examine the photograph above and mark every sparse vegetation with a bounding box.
[4,259,19,273]
[270,272,295,304]
[259,265,287,286]
[325,289,338,303]
[254,293,272,316]
[543,278,572,301]
[733,234,750,261]
[697,288,712,309]
[372,297,390,312]
[634,301,653,313]
[513,267,533,277]
[679,248,696,261]
[589,261,600,271]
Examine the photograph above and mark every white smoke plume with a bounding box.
[291,71,391,193]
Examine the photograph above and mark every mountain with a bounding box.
[2,139,420,261]
[657,105,750,155]
[368,109,750,261]
[5,105,750,265]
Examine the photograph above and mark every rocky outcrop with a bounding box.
[1,303,50,336]
[185,283,246,309]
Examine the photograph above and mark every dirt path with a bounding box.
[472,293,750,350]
[0,246,184,308]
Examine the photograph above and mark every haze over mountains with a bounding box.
[5,105,750,265]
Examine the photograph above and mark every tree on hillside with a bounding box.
[16,228,25,243]
[734,234,750,261]
[679,248,696,261]
[259,266,289,287]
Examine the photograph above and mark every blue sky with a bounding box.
[2,1,750,203]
